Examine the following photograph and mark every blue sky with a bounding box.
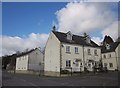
[1,2,119,56]
[2,2,118,37]
[2,2,67,37]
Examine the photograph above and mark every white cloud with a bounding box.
[0,33,49,56]
[102,21,118,41]
[56,2,117,34]
[56,2,118,44]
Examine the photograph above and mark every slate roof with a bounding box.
[17,48,37,57]
[101,41,120,53]
[53,31,99,48]
[103,35,114,45]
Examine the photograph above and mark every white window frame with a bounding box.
[94,50,97,55]
[75,47,78,54]
[66,60,71,67]
[66,46,70,53]
[88,49,91,55]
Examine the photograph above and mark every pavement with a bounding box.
[2,70,119,87]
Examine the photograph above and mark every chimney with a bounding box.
[83,32,91,43]
[52,25,56,32]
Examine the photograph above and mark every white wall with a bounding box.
[84,47,101,71]
[115,43,120,70]
[28,49,43,71]
[44,32,60,72]
[16,55,28,70]
[61,43,84,72]
[61,43,101,72]
[102,52,117,70]
[16,49,43,71]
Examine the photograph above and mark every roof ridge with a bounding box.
[53,31,99,47]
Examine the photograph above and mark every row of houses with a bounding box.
[44,26,120,76]
[3,26,120,76]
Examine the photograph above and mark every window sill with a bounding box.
[75,53,79,54]
[88,54,91,55]
[66,52,71,54]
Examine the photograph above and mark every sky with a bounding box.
[1,2,119,56]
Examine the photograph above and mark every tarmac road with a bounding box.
[2,70,119,87]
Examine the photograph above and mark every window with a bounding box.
[66,46,70,53]
[106,44,110,50]
[66,60,71,67]
[67,31,72,40]
[109,54,111,58]
[109,63,113,68]
[94,50,97,55]
[104,63,107,67]
[75,47,78,53]
[88,63,91,67]
[103,55,106,59]
[88,49,91,55]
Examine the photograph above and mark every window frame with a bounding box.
[66,60,71,67]
[104,63,107,67]
[94,49,98,56]
[109,54,111,58]
[109,63,113,68]
[75,47,79,54]
[103,54,106,59]
[87,49,91,55]
[66,46,71,53]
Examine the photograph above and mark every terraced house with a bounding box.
[101,36,120,71]
[44,26,101,76]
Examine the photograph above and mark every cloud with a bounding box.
[102,21,118,41]
[91,37,103,45]
[1,33,49,56]
[56,2,118,44]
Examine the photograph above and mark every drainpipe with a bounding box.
[115,51,118,70]
[82,45,85,72]
[100,49,103,70]
[60,43,62,76]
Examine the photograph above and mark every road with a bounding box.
[2,70,119,87]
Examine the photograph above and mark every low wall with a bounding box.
[44,71,60,77]
[8,70,44,75]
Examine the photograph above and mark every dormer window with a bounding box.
[67,31,72,40]
[106,44,110,50]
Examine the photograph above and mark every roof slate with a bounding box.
[101,41,120,53]
[53,31,99,47]
[17,48,38,57]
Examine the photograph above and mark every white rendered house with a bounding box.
[101,41,120,71]
[15,48,44,73]
[44,27,101,76]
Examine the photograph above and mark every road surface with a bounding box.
[2,70,119,87]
